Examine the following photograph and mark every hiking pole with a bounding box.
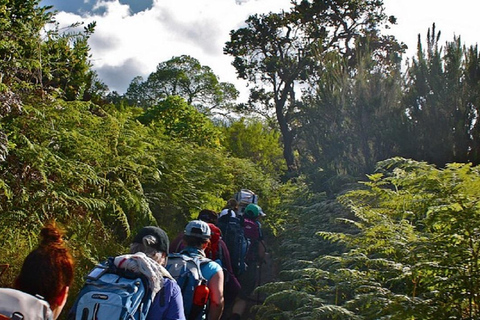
[256,262,262,304]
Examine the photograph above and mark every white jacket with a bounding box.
[0,288,53,320]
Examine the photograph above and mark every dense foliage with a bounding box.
[2,1,480,320]
[293,25,480,193]
[298,43,403,193]
[400,25,480,166]
[137,95,222,148]
[221,117,287,177]
[227,1,480,192]
[0,1,283,313]
[258,158,480,319]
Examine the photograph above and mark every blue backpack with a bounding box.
[217,211,250,276]
[68,257,153,320]
[166,252,210,320]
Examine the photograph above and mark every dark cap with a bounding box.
[132,226,169,253]
[197,209,218,223]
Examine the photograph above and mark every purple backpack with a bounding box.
[243,218,261,262]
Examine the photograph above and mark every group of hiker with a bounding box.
[0,189,267,320]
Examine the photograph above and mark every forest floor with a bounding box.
[222,251,278,320]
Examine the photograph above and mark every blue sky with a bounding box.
[41,0,153,14]
[39,0,480,101]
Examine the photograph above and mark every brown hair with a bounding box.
[225,198,238,210]
[15,223,74,309]
[197,209,218,223]
[183,234,209,249]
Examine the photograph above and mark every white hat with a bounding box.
[219,208,236,218]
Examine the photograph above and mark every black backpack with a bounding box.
[217,210,249,276]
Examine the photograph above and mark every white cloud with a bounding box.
[383,0,480,59]
[53,0,292,96]
[52,0,480,98]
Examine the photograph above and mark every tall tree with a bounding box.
[41,21,99,101]
[224,0,399,172]
[298,40,403,192]
[0,0,100,100]
[402,24,480,166]
[464,44,480,162]
[125,55,238,116]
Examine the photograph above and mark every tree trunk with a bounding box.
[275,89,296,172]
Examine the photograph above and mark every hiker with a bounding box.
[180,220,224,320]
[218,199,238,219]
[170,209,218,253]
[0,223,74,320]
[199,209,219,225]
[217,199,249,278]
[206,223,241,311]
[169,211,239,317]
[233,189,258,216]
[130,226,186,320]
[68,226,183,320]
[229,204,266,320]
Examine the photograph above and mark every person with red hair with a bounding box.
[0,222,74,319]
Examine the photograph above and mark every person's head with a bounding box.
[130,226,170,266]
[197,209,218,224]
[183,220,211,249]
[244,203,266,220]
[15,222,74,319]
[226,198,238,210]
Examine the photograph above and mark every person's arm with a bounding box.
[207,270,224,320]
[164,280,186,320]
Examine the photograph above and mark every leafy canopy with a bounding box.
[221,117,286,176]
[137,95,222,148]
[125,55,239,116]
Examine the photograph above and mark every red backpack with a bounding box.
[205,223,221,260]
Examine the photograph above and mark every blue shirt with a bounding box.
[182,247,222,283]
[146,277,186,320]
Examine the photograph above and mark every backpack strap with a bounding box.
[218,243,223,261]
[159,286,166,307]
[179,250,211,265]
[107,256,155,308]
[179,250,211,281]
[257,220,264,240]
